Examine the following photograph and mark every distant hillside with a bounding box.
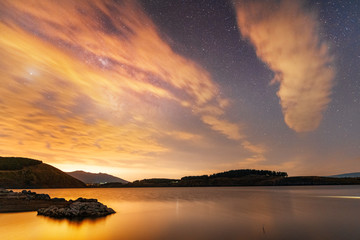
[0,157,86,188]
[122,169,360,188]
[329,172,360,178]
[67,170,128,184]
[277,176,360,185]
[182,169,288,180]
[125,169,288,187]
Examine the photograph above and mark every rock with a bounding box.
[19,190,51,200]
[70,197,98,203]
[37,197,115,219]
[52,197,66,202]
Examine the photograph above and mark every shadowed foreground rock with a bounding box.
[37,198,115,219]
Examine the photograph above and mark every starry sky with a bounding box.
[0,0,359,180]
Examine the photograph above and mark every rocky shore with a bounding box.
[0,189,67,212]
[0,189,115,219]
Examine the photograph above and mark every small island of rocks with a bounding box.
[0,189,115,219]
[38,197,115,219]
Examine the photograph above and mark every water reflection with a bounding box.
[320,195,360,199]
[37,214,110,227]
[1,186,360,240]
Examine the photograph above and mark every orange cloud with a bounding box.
[235,0,334,132]
[0,0,266,178]
[201,115,244,141]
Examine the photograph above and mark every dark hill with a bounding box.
[277,176,360,185]
[123,169,360,187]
[129,178,178,187]
[0,157,42,170]
[123,169,289,187]
[67,170,128,184]
[328,172,360,178]
[177,169,288,186]
[0,157,86,188]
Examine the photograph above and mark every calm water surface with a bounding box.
[1,186,360,240]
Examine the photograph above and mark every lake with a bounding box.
[1,186,360,240]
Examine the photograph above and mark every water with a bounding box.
[1,186,360,240]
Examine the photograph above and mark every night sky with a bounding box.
[0,0,359,180]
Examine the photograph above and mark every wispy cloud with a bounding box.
[0,0,265,177]
[235,0,334,132]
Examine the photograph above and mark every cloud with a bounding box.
[0,0,266,176]
[235,0,335,132]
[201,115,244,140]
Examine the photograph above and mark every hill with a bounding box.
[328,172,360,178]
[120,169,360,188]
[277,176,360,185]
[0,157,86,188]
[175,169,288,187]
[121,169,288,187]
[0,157,42,170]
[67,170,128,184]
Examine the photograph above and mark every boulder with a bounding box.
[37,197,115,219]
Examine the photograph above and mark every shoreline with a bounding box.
[5,182,360,190]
